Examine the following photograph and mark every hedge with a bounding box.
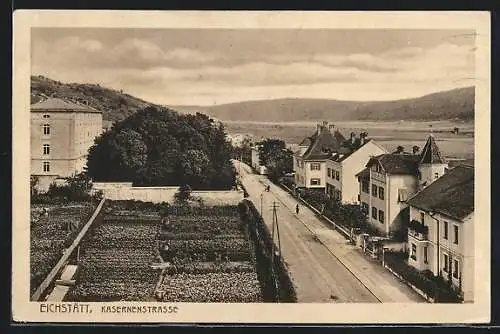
[384,251,463,303]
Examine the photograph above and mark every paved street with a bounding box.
[236,161,425,303]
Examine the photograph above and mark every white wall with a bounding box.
[341,141,387,204]
[92,182,244,205]
[305,161,326,188]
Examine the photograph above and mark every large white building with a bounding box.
[326,133,387,204]
[356,135,448,238]
[406,164,474,302]
[31,98,103,191]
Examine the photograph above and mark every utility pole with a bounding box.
[270,201,282,302]
[260,193,264,217]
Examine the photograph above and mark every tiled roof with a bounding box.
[31,97,101,113]
[407,165,474,220]
[419,135,446,164]
[366,153,420,175]
[301,126,346,160]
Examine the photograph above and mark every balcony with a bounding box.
[371,171,386,183]
[408,219,428,241]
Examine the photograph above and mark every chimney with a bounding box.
[359,132,367,145]
[317,123,322,135]
[329,124,335,135]
[350,132,356,144]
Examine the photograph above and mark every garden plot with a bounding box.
[30,202,97,296]
[158,207,262,302]
[65,217,162,302]
[65,201,263,302]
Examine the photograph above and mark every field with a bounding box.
[30,202,98,296]
[225,120,475,159]
[65,202,262,302]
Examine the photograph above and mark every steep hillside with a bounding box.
[31,75,163,122]
[201,86,475,122]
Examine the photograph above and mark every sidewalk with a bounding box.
[241,163,425,303]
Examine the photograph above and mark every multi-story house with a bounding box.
[251,145,268,175]
[356,135,448,238]
[406,164,474,302]
[326,132,387,203]
[294,121,346,190]
[31,98,103,191]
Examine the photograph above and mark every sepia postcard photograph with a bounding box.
[12,10,490,324]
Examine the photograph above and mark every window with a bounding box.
[371,207,377,219]
[378,187,384,200]
[454,225,459,245]
[434,172,439,179]
[423,246,428,264]
[43,114,50,119]
[43,124,50,135]
[372,184,378,197]
[327,168,331,177]
[411,243,417,260]
[335,171,340,180]
[43,144,50,155]
[43,162,50,172]
[453,259,459,279]
[310,178,320,186]
[378,209,385,223]
[361,202,369,214]
[443,254,449,273]
[443,221,449,240]
[362,180,369,193]
[420,212,425,224]
[311,163,321,171]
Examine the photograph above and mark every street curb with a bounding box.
[259,180,384,303]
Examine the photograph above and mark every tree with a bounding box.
[30,176,39,196]
[86,106,236,190]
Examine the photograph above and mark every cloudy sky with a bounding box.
[32,28,475,106]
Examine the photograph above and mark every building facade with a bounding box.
[326,136,387,204]
[294,121,346,189]
[406,165,474,302]
[356,135,448,238]
[31,98,103,191]
[251,145,268,175]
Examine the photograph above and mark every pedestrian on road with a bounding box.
[295,204,300,215]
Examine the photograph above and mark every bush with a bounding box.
[384,251,462,303]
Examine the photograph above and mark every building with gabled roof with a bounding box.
[326,133,388,204]
[293,121,346,189]
[31,97,103,192]
[406,164,474,302]
[356,135,449,238]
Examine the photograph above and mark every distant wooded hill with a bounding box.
[182,86,474,122]
[31,75,474,123]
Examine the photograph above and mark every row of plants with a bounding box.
[162,218,242,235]
[384,251,463,303]
[158,272,262,303]
[108,200,240,217]
[66,279,158,302]
[163,261,255,275]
